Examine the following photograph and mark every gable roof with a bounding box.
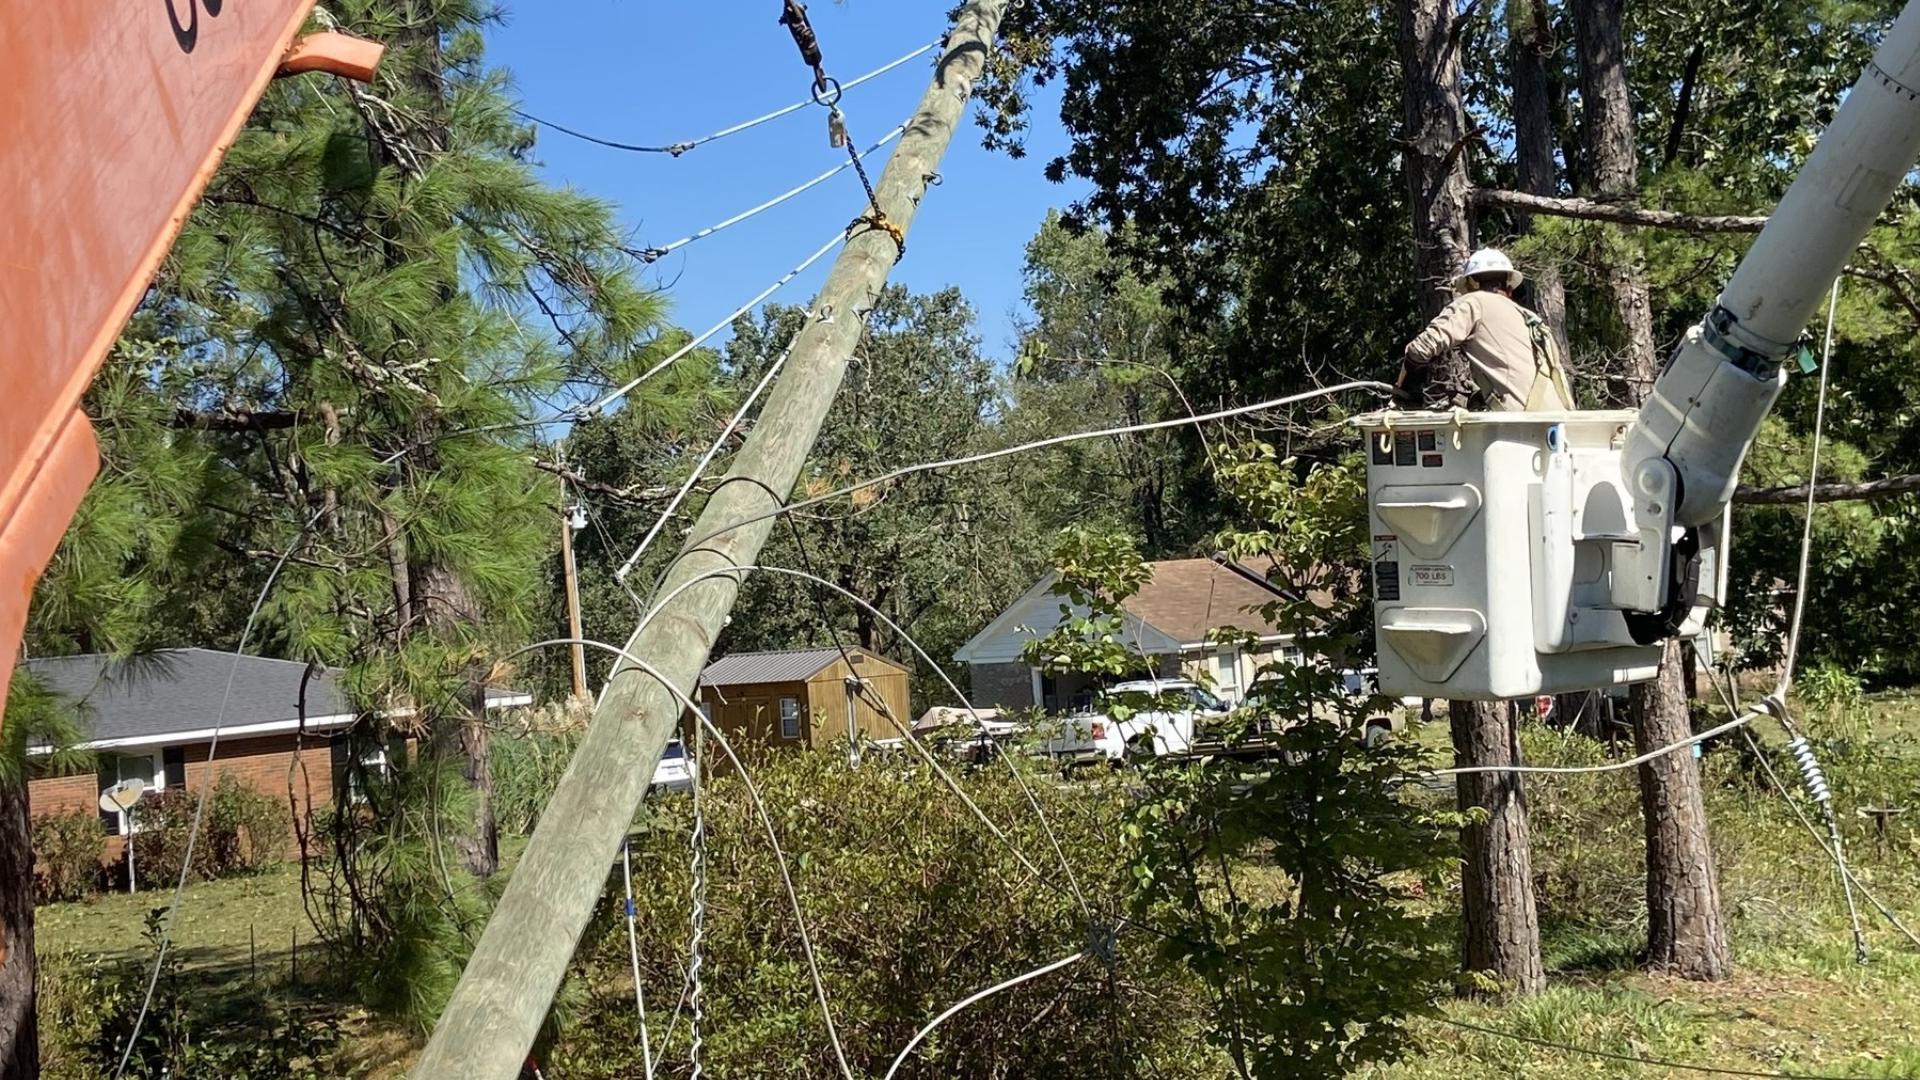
[1118,558,1291,645]
[953,557,1298,664]
[22,648,530,750]
[700,647,906,687]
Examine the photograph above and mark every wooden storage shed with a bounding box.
[696,647,912,750]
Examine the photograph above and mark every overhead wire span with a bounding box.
[1693,645,1920,952]
[677,380,1397,552]
[625,561,1094,916]
[1427,710,1757,778]
[615,332,812,581]
[587,229,845,417]
[115,506,328,1079]
[621,839,656,1080]
[635,125,906,262]
[881,952,1086,1080]
[498,637,856,1080]
[511,41,936,156]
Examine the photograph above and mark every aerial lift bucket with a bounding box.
[0,5,381,718]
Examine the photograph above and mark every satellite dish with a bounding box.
[98,778,148,814]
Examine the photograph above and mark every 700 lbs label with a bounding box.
[1410,564,1454,587]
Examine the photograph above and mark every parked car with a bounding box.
[1245,666,1408,746]
[650,738,696,794]
[1047,679,1226,764]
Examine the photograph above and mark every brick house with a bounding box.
[954,556,1323,712]
[24,648,531,861]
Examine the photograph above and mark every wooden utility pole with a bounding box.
[412,4,1011,1075]
[558,480,587,700]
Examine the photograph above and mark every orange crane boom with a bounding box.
[0,4,381,715]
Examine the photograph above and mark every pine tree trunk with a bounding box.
[1398,0,1546,992]
[412,561,498,878]
[1396,0,1473,324]
[0,778,40,1077]
[1575,0,1731,980]
[1630,642,1730,976]
[1451,701,1547,995]
[1509,0,1571,364]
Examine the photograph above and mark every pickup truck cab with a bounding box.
[1048,679,1227,764]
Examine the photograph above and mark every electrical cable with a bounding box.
[1426,710,1757,778]
[687,711,708,1080]
[1694,647,1920,951]
[1434,1016,1877,1079]
[622,838,655,1080]
[881,951,1086,1080]
[636,125,905,262]
[511,41,935,156]
[497,637,856,1080]
[588,230,845,417]
[677,380,1395,553]
[615,334,808,580]
[114,506,327,1079]
[1775,277,1841,698]
[624,562,1094,916]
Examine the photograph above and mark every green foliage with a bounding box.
[69,911,339,1079]
[135,774,289,887]
[1024,526,1157,682]
[3,668,90,790]
[32,811,105,903]
[550,750,1216,1078]
[488,724,581,835]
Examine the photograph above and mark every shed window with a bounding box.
[779,697,802,739]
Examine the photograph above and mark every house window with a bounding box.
[1281,645,1305,667]
[96,752,163,835]
[1210,651,1241,701]
[779,697,802,740]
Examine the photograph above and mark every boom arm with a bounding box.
[1623,1,1920,529]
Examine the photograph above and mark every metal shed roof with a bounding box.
[700,648,902,687]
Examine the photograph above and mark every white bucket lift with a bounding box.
[1357,409,1722,701]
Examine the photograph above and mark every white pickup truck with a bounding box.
[1047,679,1228,764]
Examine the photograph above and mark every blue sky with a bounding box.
[486,2,1087,360]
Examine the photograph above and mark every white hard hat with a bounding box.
[1453,248,1523,291]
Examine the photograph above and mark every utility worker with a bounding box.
[1393,248,1574,411]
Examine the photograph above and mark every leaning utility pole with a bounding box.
[413,3,1011,1075]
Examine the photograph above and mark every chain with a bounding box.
[779,0,906,261]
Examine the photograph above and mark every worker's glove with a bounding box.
[1392,360,1428,408]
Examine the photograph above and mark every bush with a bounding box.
[33,809,104,902]
[546,749,1219,1078]
[490,728,581,835]
[137,774,289,885]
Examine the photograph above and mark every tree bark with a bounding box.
[1398,0,1545,992]
[1509,0,1570,360]
[1575,0,1731,980]
[411,561,498,878]
[0,778,40,1078]
[1450,700,1546,995]
[1630,641,1731,977]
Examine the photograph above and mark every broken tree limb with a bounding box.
[1735,474,1920,505]
[1470,188,1768,233]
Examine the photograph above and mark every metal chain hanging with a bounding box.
[780,0,907,259]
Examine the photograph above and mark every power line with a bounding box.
[512,41,936,156]
[677,380,1396,553]
[587,229,844,417]
[1427,710,1757,778]
[634,124,906,262]
[882,952,1086,1080]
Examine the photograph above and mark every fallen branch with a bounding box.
[1735,473,1920,505]
[1469,188,1767,233]
[532,459,679,504]
[172,406,299,432]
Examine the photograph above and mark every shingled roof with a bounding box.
[700,647,906,687]
[1117,559,1292,644]
[23,648,530,749]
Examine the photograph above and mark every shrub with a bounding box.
[137,773,289,885]
[490,729,581,835]
[33,809,104,902]
[546,749,1220,1078]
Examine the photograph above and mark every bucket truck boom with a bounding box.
[1358,1,1920,699]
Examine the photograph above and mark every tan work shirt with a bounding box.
[1403,290,1570,411]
